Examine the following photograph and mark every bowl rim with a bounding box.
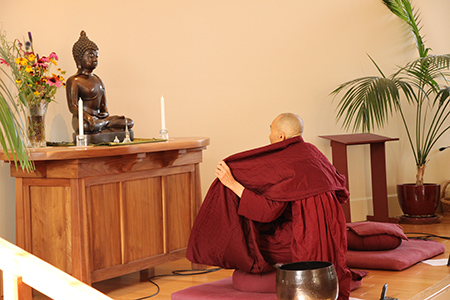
[277,261,334,271]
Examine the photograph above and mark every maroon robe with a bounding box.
[187,136,352,300]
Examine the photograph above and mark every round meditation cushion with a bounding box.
[232,269,276,293]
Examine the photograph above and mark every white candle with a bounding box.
[78,99,84,136]
[161,96,166,129]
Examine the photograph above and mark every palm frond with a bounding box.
[396,55,450,104]
[381,0,429,57]
[0,31,33,171]
[331,76,401,132]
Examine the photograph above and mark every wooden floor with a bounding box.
[30,215,450,299]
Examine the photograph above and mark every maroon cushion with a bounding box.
[232,270,276,293]
[347,222,408,251]
[346,239,445,270]
[171,277,278,300]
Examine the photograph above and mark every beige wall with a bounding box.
[1,0,450,242]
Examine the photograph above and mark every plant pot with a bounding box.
[397,183,441,224]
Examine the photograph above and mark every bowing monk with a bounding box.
[187,113,352,300]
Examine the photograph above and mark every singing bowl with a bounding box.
[276,261,338,300]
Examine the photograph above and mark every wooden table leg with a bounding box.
[368,143,398,223]
[330,141,351,222]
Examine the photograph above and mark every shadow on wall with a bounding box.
[49,114,71,143]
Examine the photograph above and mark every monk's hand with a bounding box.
[215,161,234,186]
[215,161,244,197]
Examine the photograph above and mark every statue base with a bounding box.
[73,130,134,145]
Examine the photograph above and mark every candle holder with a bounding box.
[159,128,169,140]
[76,134,88,147]
[123,123,132,143]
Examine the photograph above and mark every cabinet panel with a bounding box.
[86,183,121,270]
[122,177,164,263]
[164,173,192,252]
[29,186,72,273]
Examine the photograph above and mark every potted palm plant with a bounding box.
[331,0,450,223]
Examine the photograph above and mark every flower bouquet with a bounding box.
[0,31,65,149]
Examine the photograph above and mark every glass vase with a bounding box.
[26,101,49,148]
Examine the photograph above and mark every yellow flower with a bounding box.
[28,54,36,61]
[15,79,22,84]
[15,57,28,66]
[33,91,40,96]
[25,65,32,73]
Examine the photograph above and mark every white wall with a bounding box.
[2,0,450,242]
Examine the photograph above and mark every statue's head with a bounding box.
[72,31,99,69]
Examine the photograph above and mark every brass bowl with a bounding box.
[276,261,338,300]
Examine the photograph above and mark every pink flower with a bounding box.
[0,58,9,66]
[46,74,63,87]
[33,58,49,69]
[48,52,58,60]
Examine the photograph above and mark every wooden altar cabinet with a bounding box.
[1,137,209,285]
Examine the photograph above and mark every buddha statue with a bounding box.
[66,30,134,144]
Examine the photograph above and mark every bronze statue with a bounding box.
[66,31,134,144]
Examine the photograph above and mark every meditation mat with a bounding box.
[171,277,277,300]
[171,270,367,299]
[346,239,445,271]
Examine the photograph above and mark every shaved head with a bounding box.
[275,113,304,138]
[269,113,304,144]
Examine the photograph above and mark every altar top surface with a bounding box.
[0,137,209,162]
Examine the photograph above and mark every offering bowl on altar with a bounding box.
[276,261,338,300]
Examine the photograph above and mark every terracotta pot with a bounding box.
[397,183,440,217]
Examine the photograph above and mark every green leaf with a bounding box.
[0,30,33,171]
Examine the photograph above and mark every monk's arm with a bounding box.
[215,160,287,222]
[237,189,288,222]
[215,161,244,197]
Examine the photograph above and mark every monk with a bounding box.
[187,113,352,300]
[66,31,134,141]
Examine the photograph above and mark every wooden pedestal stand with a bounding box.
[320,133,398,223]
